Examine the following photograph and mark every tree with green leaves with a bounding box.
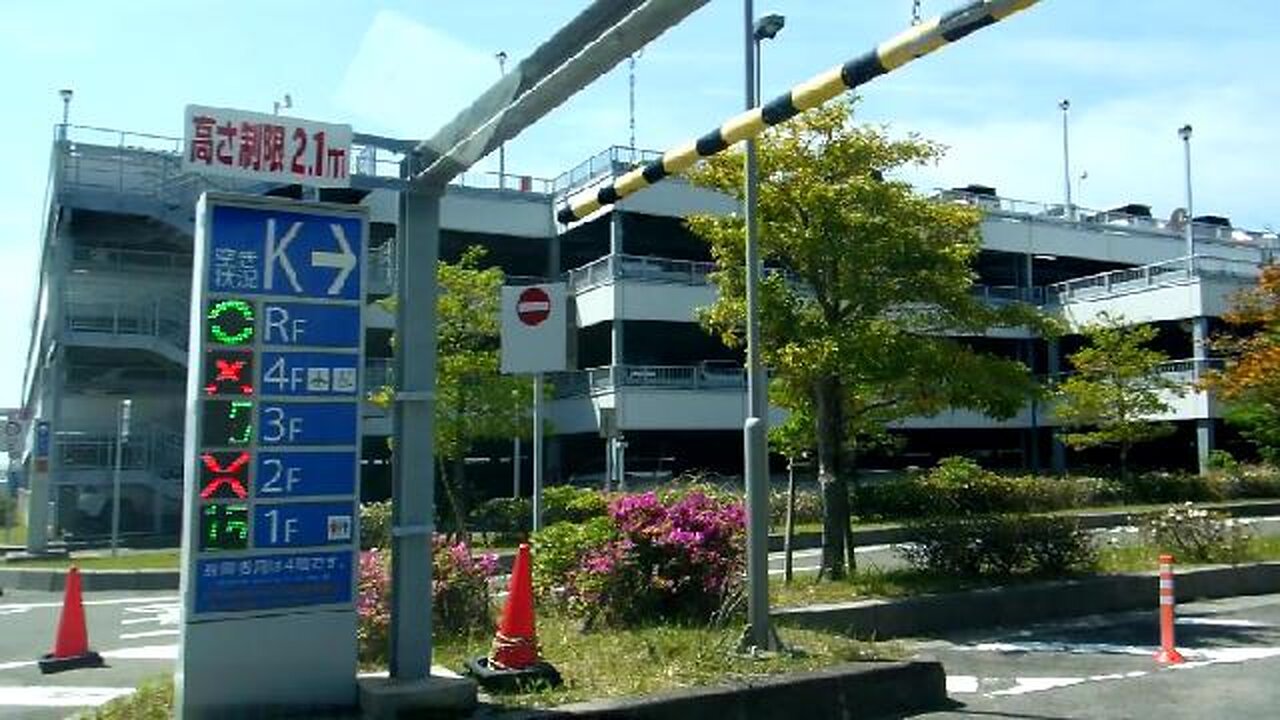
[1054,313,1183,480]
[371,246,533,536]
[687,99,1048,580]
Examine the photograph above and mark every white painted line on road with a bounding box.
[100,644,177,661]
[118,629,180,640]
[0,595,178,615]
[990,676,1087,696]
[961,641,1154,657]
[0,660,36,672]
[0,685,133,707]
[1177,617,1268,628]
[946,675,980,694]
[1172,646,1280,669]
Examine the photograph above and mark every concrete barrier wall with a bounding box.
[774,562,1280,639]
[546,660,947,720]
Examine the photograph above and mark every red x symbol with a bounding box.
[200,452,250,499]
[204,358,254,396]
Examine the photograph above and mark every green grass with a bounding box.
[0,520,25,545]
[81,676,172,720]
[431,613,900,707]
[1097,535,1280,573]
[6,549,179,570]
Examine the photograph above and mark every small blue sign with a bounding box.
[256,451,358,498]
[261,303,361,347]
[208,206,363,301]
[194,551,352,614]
[35,421,50,459]
[260,352,359,397]
[258,402,357,446]
[253,502,355,548]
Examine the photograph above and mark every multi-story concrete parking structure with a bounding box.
[16,122,1276,543]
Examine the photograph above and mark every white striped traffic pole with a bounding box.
[1155,553,1185,664]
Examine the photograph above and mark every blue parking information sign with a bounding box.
[178,192,366,714]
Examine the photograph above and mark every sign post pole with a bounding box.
[26,420,51,554]
[532,373,544,532]
[110,398,131,557]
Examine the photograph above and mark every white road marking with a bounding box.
[1172,646,1280,669]
[118,629,180,640]
[1177,617,1268,628]
[0,595,178,615]
[0,686,133,707]
[959,641,1157,657]
[946,675,980,694]
[991,677,1087,696]
[100,644,177,661]
[0,660,36,672]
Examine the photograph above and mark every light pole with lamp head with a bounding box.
[1059,99,1072,219]
[496,51,508,188]
[58,89,73,141]
[272,93,292,116]
[1179,124,1194,260]
[742,1,784,653]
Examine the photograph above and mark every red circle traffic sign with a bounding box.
[517,287,552,326]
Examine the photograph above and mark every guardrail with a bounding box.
[566,254,716,292]
[936,188,1278,248]
[551,145,665,196]
[551,364,746,398]
[71,246,192,273]
[1046,255,1260,305]
[63,291,189,351]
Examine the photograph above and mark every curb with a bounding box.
[481,659,946,719]
[0,568,179,592]
[772,561,1280,639]
[767,499,1280,552]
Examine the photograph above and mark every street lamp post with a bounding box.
[496,51,508,189]
[1059,99,1073,219]
[58,89,73,141]
[1179,124,1194,260]
[742,1,784,653]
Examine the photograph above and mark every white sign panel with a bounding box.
[183,105,352,188]
[501,283,568,374]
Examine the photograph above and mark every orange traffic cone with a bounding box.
[464,543,561,691]
[492,543,539,669]
[38,567,103,674]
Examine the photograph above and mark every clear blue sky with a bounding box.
[1,0,1277,406]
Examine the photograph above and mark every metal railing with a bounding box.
[1154,357,1225,383]
[364,358,394,390]
[566,254,717,292]
[63,290,189,352]
[71,246,192,273]
[55,426,184,474]
[971,284,1044,305]
[551,364,746,398]
[936,188,1279,248]
[551,145,665,196]
[1046,255,1260,305]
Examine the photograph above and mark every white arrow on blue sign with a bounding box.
[207,205,364,300]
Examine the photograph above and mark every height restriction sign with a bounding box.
[177,193,366,716]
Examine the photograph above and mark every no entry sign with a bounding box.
[501,283,567,374]
[517,287,552,326]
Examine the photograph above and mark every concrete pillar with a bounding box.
[1047,339,1066,474]
[608,211,625,486]
[1192,316,1214,474]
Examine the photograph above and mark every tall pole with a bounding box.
[1179,124,1194,260]
[1059,99,1072,220]
[628,54,638,151]
[532,374,544,532]
[110,398,130,557]
[742,0,772,651]
[58,89,73,142]
[496,51,508,189]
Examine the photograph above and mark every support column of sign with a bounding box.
[609,212,626,490]
[25,421,51,554]
[501,284,567,535]
[110,399,131,556]
[177,194,366,717]
[391,185,440,680]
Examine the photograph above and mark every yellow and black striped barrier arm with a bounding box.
[556,0,1040,224]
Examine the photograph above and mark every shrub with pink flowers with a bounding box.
[538,489,746,627]
[356,537,498,664]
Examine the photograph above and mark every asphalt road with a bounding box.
[910,592,1280,719]
[0,589,178,719]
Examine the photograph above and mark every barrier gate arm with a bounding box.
[556,0,1041,224]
